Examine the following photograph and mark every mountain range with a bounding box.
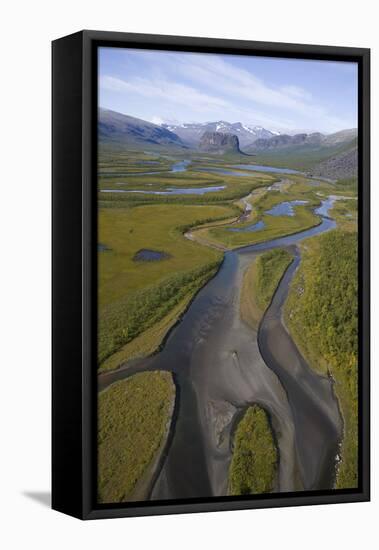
[99,108,187,148]
[162,121,277,148]
[99,108,358,178]
[247,128,357,152]
[246,128,357,178]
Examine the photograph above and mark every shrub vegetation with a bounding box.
[229,405,277,495]
[240,248,293,330]
[98,371,175,503]
[99,261,220,364]
[284,230,358,488]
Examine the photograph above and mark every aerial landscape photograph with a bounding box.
[96,47,358,504]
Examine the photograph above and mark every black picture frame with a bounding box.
[52,30,370,520]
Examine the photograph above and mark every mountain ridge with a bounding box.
[99,108,187,149]
[98,109,358,175]
[247,128,357,152]
[162,120,277,147]
[307,145,358,180]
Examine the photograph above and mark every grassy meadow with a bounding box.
[99,173,271,205]
[98,203,231,308]
[98,150,276,371]
[98,371,175,503]
[98,203,234,369]
[330,197,358,232]
[98,146,175,174]
[240,249,293,331]
[195,178,335,249]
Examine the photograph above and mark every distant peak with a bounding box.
[199,131,241,154]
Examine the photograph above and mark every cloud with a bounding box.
[171,54,313,113]
[100,75,229,113]
[99,50,356,133]
[173,54,355,132]
[100,73,295,129]
[279,85,312,101]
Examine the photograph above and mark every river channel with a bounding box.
[98,196,343,500]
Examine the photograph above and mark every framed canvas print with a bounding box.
[52,31,370,520]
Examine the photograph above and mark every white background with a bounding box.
[1,0,376,547]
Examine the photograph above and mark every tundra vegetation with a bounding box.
[98,152,275,372]
[198,180,335,249]
[285,228,358,488]
[229,405,277,495]
[97,146,359,499]
[98,203,235,371]
[241,248,293,330]
[98,371,175,503]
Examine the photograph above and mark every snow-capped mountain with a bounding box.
[161,121,278,148]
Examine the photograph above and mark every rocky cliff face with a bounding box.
[199,131,241,154]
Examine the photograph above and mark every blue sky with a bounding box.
[99,47,358,134]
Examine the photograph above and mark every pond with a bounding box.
[133,249,171,262]
[265,200,308,217]
[100,160,303,179]
[196,168,256,177]
[231,164,303,175]
[227,199,309,233]
[101,186,226,196]
[171,160,191,172]
[226,197,333,234]
[99,159,191,178]
[228,220,266,233]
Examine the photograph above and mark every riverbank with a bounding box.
[98,203,234,368]
[99,196,344,500]
[257,247,342,490]
[99,264,221,373]
[127,376,177,502]
[98,371,176,503]
[240,248,293,331]
[284,230,358,488]
[98,174,348,502]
